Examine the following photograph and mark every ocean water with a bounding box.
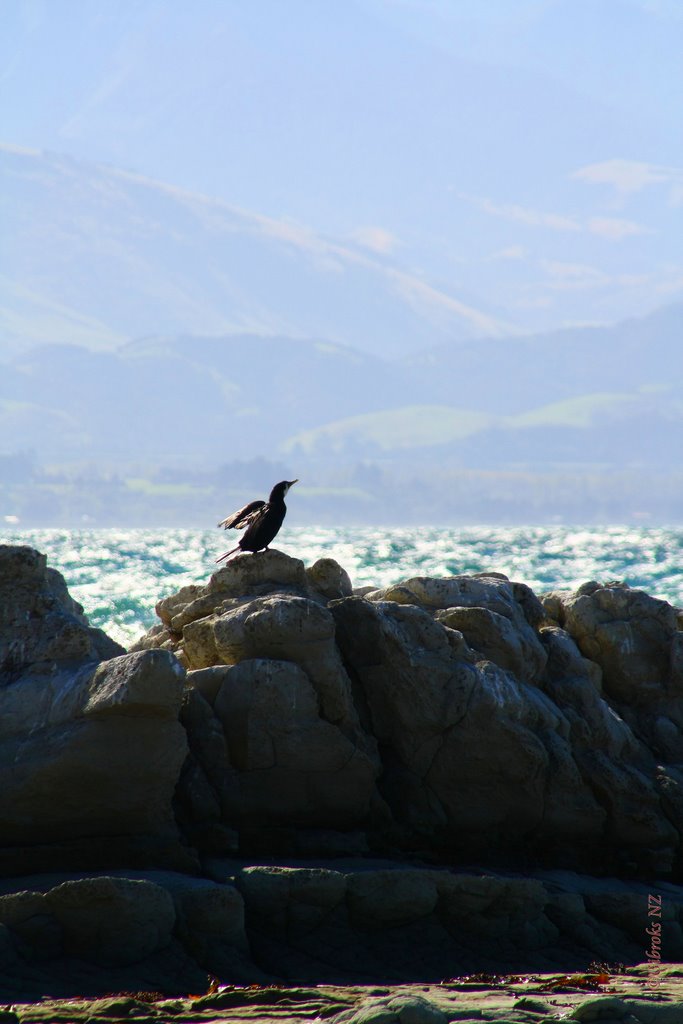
[2,525,681,648]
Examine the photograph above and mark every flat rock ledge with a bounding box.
[2,544,683,1003]
[5,971,683,1024]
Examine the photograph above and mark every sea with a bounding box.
[2,525,682,648]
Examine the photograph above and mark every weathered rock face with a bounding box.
[559,582,683,761]
[4,542,683,999]
[0,869,259,999]
[0,545,192,876]
[231,861,683,983]
[0,545,123,673]
[3,861,683,998]
[134,552,683,876]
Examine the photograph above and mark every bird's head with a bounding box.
[270,479,298,501]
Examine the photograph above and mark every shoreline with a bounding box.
[7,968,683,1023]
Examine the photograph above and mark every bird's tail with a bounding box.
[215,545,241,564]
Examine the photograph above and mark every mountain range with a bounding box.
[3,0,682,338]
[1,302,680,472]
[0,144,510,360]
[0,141,680,477]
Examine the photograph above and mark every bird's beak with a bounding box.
[288,479,298,486]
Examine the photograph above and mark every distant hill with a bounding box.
[0,145,510,360]
[0,302,680,472]
[2,0,679,341]
[401,303,683,414]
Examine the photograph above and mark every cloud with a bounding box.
[573,159,683,204]
[458,191,651,240]
[350,226,401,254]
[587,217,652,240]
[458,193,580,231]
[535,260,683,297]
[540,260,607,290]
[488,245,527,261]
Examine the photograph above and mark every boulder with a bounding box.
[175,658,381,848]
[45,876,176,966]
[0,869,256,999]
[306,557,354,601]
[0,546,191,876]
[563,582,678,703]
[560,582,683,781]
[0,545,123,675]
[369,573,548,684]
[0,650,188,856]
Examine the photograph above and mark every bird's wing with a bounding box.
[217,499,267,531]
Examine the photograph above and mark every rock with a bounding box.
[209,659,380,828]
[370,573,548,683]
[156,583,202,628]
[306,557,353,601]
[230,861,683,984]
[211,594,362,729]
[84,648,185,718]
[386,995,448,1024]
[336,994,449,1024]
[540,625,676,872]
[563,582,677,704]
[0,869,254,999]
[541,590,570,625]
[566,994,629,1020]
[45,876,176,966]
[347,870,438,927]
[332,596,572,855]
[6,542,683,1000]
[4,976,683,1024]
[559,582,683,816]
[209,548,309,596]
[434,604,547,682]
[0,545,124,675]
[0,650,188,856]
[137,550,313,658]
[153,872,254,979]
[0,547,191,875]
[513,996,555,1014]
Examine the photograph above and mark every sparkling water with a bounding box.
[2,526,681,648]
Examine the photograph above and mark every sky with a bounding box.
[1,0,682,337]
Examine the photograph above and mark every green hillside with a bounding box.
[282,406,496,455]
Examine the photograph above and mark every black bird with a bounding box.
[215,479,298,562]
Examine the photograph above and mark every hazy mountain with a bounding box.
[0,145,510,359]
[1,333,414,463]
[2,0,680,335]
[1,303,680,471]
[401,303,683,414]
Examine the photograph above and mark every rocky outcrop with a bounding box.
[0,546,193,876]
[2,542,683,1000]
[134,551,683,877]
[2,859,683,999]
[0,545,123,673]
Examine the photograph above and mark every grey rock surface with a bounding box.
[132,550,683,875]
[0,546,191,877]
[3,543,683,999]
